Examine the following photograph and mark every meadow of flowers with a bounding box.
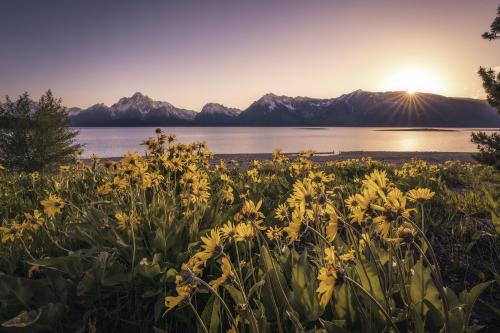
[0,129,498,332]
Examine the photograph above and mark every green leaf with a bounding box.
[409,258,441,317]
[2,309,42,328]
[423,299,444,330]
[320,319,350,333]
[165,268,177,282]
[490,210,500,235]
[290,250,320,321]
[260,245,289,306]
[200,295,221,333]
[332,284,356,325]
[153,228,167,253]
[466,324,484,333]
[224,284,245,305]
[354,254,385,305]
[209,298,221,333]
[444,287,460,309]
[459,280,493,322]
[248,279,265,299]
[478,299,500,319]
[285,309,304,332]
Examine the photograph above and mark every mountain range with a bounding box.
[68,91,500,127]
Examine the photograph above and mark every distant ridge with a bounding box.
[69,91,500,127]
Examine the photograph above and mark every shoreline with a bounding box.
[86,151,476,166]
[212,151,476,166]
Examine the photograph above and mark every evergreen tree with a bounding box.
[0,90,81,172]
[472,5,500,169]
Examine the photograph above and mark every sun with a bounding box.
[385,68,442,95]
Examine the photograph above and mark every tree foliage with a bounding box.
[471,131,500,169]
[0,91,81,172]
[472,4,500,168]
[481,5,500,40]
[478,67,500,113]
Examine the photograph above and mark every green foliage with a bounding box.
[0,130,498,332]
[471,131,500,169]
[478,67,500,113]
[481,5,500,41]
[0,91,81,172]
[472,5,500,170]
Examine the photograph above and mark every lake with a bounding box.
[74,127,499,158]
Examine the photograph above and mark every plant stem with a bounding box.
[189,301,209,333]
[196,278,239,332]
[346,276,400,333]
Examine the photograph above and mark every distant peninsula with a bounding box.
[375,128,459,132]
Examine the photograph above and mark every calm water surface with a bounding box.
[74,127,499,158]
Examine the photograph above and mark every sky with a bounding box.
[1,0,499,110]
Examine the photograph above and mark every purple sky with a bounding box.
[1,0,500,110]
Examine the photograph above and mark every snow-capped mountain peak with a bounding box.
[200,103,241,116]
[255,93,299,111]
[111,92,174,115]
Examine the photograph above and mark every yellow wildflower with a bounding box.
[375,188,413,220]
[23,209,44,231]
[407,188,435,202]
[283,207,305,242]
[220,173,231,183]
[345,189,376,211]
[40,194,65,218]
[234,223,254,242]
[386,222,417,244]
[209,256,234,289]
[287,178,316,213]
[90,154,101,164]
[266,226,283,241]
[274,203,289,221]
[115,211,139,230]
[97,183,113,195]
[167,133,176,143]
[141,172,164,189]
[27,264,40,278]
[317,247,340,307]
[0,222,22,243]
[349,207,370,224]
[358,232,370,251]
[112,176,128,192]
[325,204,339,242]
[196,229,222,263]
[317,267,337,307]
[236,200,265,229]
[220,221,237,241]
[339,249,355,263]
[30,171,39,181]
[308,171,335,184]
[247,168,261,183]
[164,276,195,312]
[362,169,390,192]
[373,215,391,237]
[222,186,234,204]
[324,247,337,265]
